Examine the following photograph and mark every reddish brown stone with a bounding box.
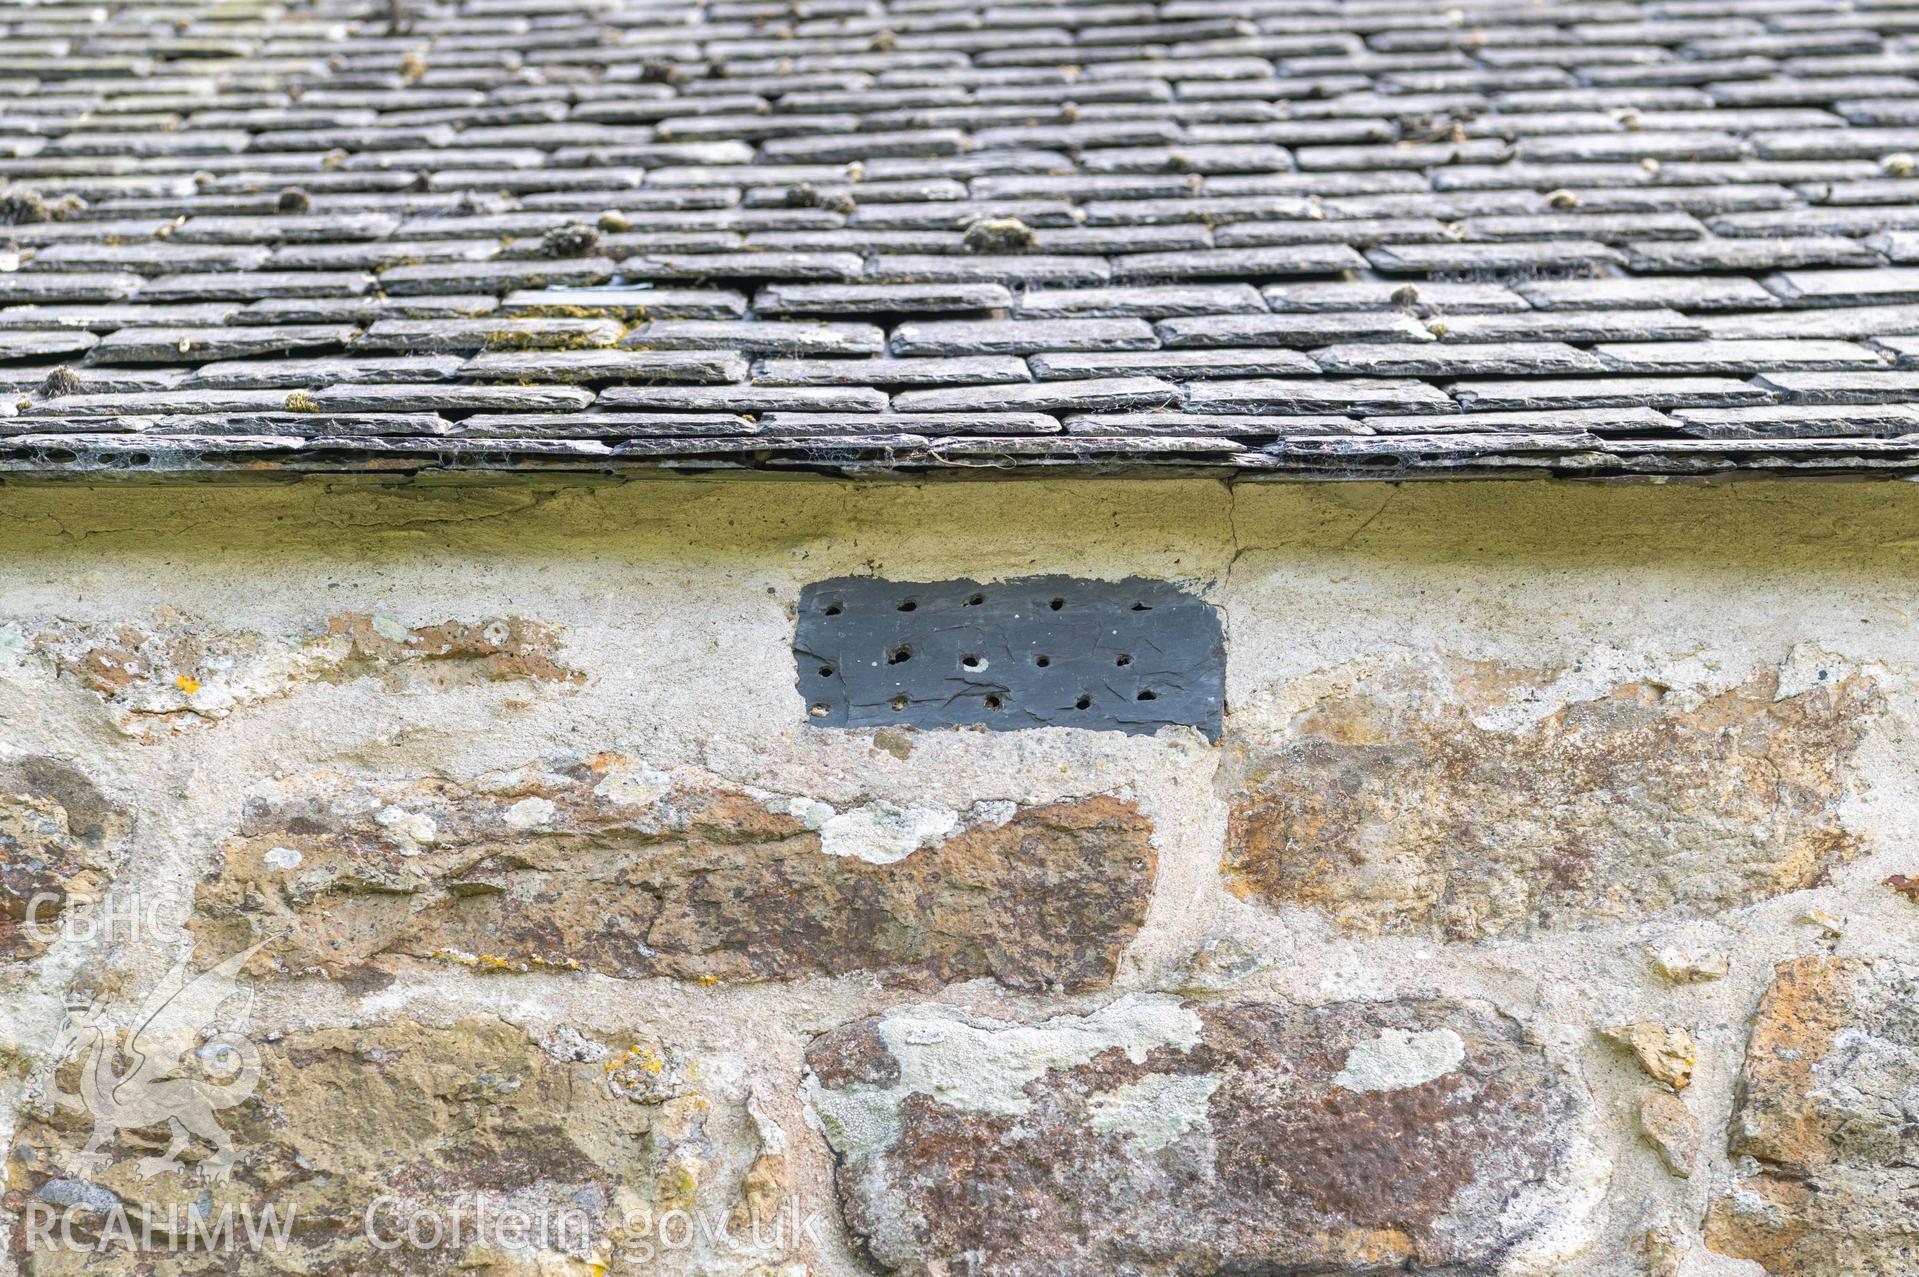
[1706,957,1919,1274]
[807,995,1584,1275]
[191,758,1156,992]
[1224,668,1879,941]
[0,759,123,964]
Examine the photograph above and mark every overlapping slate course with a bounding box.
[7,0,1919,478]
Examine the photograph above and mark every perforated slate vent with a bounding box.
[795,575,1224,739]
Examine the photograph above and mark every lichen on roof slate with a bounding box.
[6,0,1919,479]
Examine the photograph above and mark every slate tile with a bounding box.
[1185,378,1457,415]
[1015,285,1267,319]
[497,287,748,320]
[755,356,1031,387]
[1155,312,1434,348]
[1699,304,1919,340]
[1624,237,1880,271]
[357,318,623,353]
[1450,377,1778,411]
[755,283,1011,315]
[890,376,1181,413]
[1313,342,1607,377]
[1366,240,1626,272]
[450,413,759,439]
[598,385,890,413]
[1427,310,1706,343]
[308,383,596,414]
[0,330,97,360]
[0,274,145,303]
[1671,404,1919,437]
[1113,245,1367,280]
[1062,413,1365,437]
[1028,349,1319,380]
[757,412,1059,436]
[889,319,1157,356]
[1262,281,1529,313]
[622,320,885,356]
[1516,276,1779,311]
[865,254,1110,285]
[1594,339,1886,373]
[460,350,749,383]
[1362,406,1679,435]
[185,355,468,389]
[1749,369,1919,402]
[1765,268,1919,305]
[380,258,618,295]
[89,324,360,364]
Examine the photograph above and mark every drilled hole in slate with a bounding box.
[887,645,913,664]
[1115,653,1132,667]
[897,599,918,612]
[1131,602,1152,611]
[823,602,843,616]
[1048,597,1066,611]
[1137,689,1158,702]
[1075,693,1092,710]
[817,665,834,678]
[964,593,985,606]
[984,694,1004,711]
[1034,654,1051,668]
[810,703,830,718]
[961,654,986,671]
[890,694,909,711]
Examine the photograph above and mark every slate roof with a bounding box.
[8,0,1919,479]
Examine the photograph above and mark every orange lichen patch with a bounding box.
[1223,667,1882,941]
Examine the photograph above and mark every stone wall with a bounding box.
[0,476,1916,1276]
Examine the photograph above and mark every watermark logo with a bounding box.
[49,938,270,1182]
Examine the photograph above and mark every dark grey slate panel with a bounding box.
[795,575,1223,739]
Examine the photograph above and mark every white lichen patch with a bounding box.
[1776,643,1856,701]
[592,759,670,808]
[503,796,557,831]
[1332,1027,1466,1094]
[808,996,1205,1159]
[817,802,960,864]
[1086,1072,1220,1150]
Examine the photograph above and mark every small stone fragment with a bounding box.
[965,217,1036,254]
[1639,1228,1689,1277]
[1648,945,1730,983]
[1602,1022,1697,1090]
[1639,1092,1701,1177]
[1884,874,1919,900]
[1801,907,1846,935]
[41,366,80,397]
[596,209,631,233]
[538,222,600,258]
